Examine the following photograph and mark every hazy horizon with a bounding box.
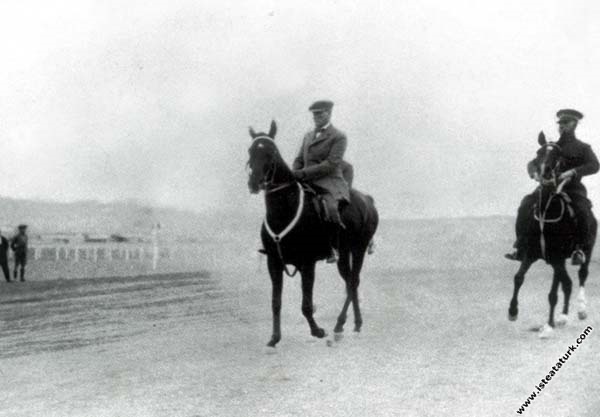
[2,0,599,219]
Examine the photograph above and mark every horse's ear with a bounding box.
[249,126,257,139]
[268,120,277,139]
[538,131,546,146]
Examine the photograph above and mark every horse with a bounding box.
[508,131,597,338]
[246,120,379,347]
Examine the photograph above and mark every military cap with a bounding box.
[18,224,27,229]
[308,100,334,112]
[556,109,584,123]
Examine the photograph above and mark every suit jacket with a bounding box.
[528,135,599,198]
[292,124,350,201]
[0,236,8,262]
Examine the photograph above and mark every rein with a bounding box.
[534,178,571,260]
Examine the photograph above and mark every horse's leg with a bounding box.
[334,249,352,335]
[349,246,366,332]
[267,256,284,347]
[577,259,589,320]
[547,262,562,328]
[538,264,561,339]
[300,262,326,339]
[508,258,534,321]
[578,233,595,320]
[556,262,572,327]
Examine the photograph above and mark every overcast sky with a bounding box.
[1,0,599,219]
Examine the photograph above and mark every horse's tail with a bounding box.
[363,194,378,237]
[365,194,375,207]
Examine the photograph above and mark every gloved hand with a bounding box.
[292,170,304,180]
[558,169,577,182]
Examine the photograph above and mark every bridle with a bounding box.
[248,136,295,193]
[538,142,563,188]
[248,135,305,276]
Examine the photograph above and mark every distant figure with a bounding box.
[11,224,28,282]
[0,229,10,282]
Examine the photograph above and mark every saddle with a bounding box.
[298,183,334,223]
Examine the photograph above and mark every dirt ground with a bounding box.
[1,217,599,417]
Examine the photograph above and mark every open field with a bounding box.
[1,216,599,416]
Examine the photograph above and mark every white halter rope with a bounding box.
[263,182,305,242]
[263,184,305,277]
[252,135,305,241]
[252,135,305,276]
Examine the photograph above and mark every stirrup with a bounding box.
[571,249,586,266]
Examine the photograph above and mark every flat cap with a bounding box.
[308,100,334,112]
[556,109,584,123]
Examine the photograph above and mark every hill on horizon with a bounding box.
[0,197,223,239]
[0,196,517,241]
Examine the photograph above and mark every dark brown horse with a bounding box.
[247,121,378,347]
[508,132,596,338]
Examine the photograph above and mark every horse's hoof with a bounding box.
[538,324,554,339]
[508,306,518,320]
[353,325,361,333]
[556,314,569,328]
[267,337,280,347]
[333,324,344,334]
[578,310,588,320]
[334,332,344,342]
[311,328,327,339]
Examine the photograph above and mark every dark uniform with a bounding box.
[0,234,10,282]
[11,225,28,282]
[510,109,599,262]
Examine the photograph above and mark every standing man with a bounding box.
[506,109,599,264]
[292,100,350,263]
[0,229,10,282]
[11,224,29,282]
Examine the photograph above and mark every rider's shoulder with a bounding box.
[328,125,347,139]
[572,137,595,150]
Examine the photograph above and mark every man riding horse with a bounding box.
[292,100,351,263]
[506,109,599,264]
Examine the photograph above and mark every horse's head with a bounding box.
[533,131,563,187]
[247,120,284,193]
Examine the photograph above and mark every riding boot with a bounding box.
[326,224,340,264]
[505,237,525,261]
[571,202,591,265]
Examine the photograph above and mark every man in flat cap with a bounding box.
[292,100,350,263]
[506,109,599,264]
